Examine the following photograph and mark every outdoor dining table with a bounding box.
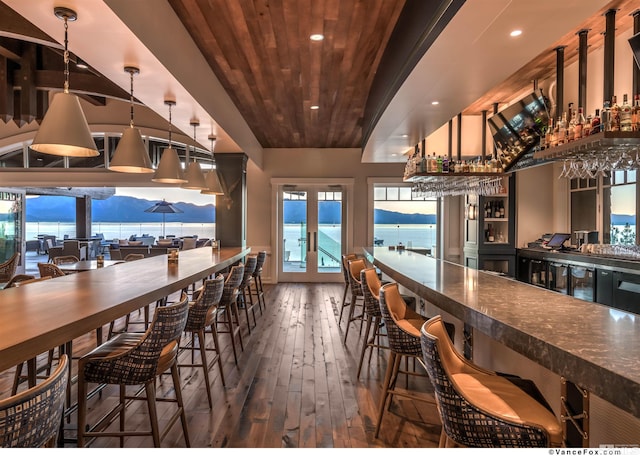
[0,246,250,376]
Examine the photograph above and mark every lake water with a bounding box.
[26,222,217,241]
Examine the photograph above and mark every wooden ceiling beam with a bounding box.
[32,69,129,101]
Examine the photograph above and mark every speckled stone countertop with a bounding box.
[365,247,640,419]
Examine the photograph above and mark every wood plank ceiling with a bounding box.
[168,0,405,149]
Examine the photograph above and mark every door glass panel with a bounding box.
[317,191,342,273]
[282,190,307,273]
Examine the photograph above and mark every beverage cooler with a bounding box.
[570,266,594,302]
[529,259,548,288]
[548,262,569,295]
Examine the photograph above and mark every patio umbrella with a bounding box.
[144,199,183,237]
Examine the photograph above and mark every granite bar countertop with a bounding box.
[366,247,640,419]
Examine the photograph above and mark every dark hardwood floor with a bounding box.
[0,282,442,448]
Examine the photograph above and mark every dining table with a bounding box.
[0,246,250,376]
[57,259,122,273]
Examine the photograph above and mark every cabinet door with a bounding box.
[595,269,613,305]
[570,266,594,302]
[529,259,547,288]
[549,263,569,294]
[612,272,640,315]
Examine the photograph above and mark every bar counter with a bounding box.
[365,247,640,420]
[0,246,250,374]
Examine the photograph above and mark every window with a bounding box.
[373,185,437,252]
[603,171,636,245]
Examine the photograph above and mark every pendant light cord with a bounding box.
[193,124,197,164]
[168,103,173,148]
[129,71,135,128]
[63,17,69,93]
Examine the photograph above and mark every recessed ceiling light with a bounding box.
[431,101,439,105]
[310,105,319,110]
[310,34,324,41]
[391,153,397,157]
[510,29,522,37]
[401,134,408,138]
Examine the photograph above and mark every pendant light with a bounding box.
[30,7,98,157]
[201,134,224,195]
[152,99,186,183]
[181,119,207,189]
[109,66,153,173]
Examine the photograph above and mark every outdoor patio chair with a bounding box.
[0,252,20,283]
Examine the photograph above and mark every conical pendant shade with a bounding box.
[110,127,154,173]
[182,161,207,189]
[31,92,99,157]
[201,169,224,195]
[152,147,186,183]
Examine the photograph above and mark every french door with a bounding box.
[277,185,345,282]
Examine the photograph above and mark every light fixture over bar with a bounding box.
[201,134,224,196]
[182,119,207,190]
[109,66,154,173]
[30,7,98,157]
[152,98,186,184]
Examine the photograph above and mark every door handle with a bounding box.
[307,232,310,252]
[313,232,317,252]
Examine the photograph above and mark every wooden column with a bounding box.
[213,153,247,248]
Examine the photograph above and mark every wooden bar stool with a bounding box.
[421,315,563,448]
[356,267,389,378]
[249,251,267,312]
[238,255,258,333]
[0,354,69,448]
[343,258,366,344]
[215,264,245,365]
[179,275,226,407]
[338,253,357,324]
[77,295,190,448]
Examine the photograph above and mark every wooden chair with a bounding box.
[215,264,245,365]
[0,355,69,448]
[179,275,226,407]
[421,315,563,448]
[2,274,35,289]
[77,295,191,448]
[343,258,366,344]
[374,282,433,438]
[37,262,65,278]
[0,252,20,283]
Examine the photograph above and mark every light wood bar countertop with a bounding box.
[366,247,640,419]
[0,246,250,374]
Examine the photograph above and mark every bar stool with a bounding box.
[249,251,267,312]
[343,258,366,344]
[421,315,563,448]
[215,264,245,365]
[338,253,357,324]
[238,255,258,333]
[356,267,389,378]
[0,354,69,448]
[77,295,190,448]
[374,282,434,438]
[179,275,226,408]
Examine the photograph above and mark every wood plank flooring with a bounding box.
[0,282,442,448]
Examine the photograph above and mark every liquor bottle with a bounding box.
[487,224,495,242]
[620,94,632,132]
[574,107,585,139]
[499,200,505,218]
[610,95,620,131]
[567,103,575,141]
[436,155,443,173]
[584,112,592,137]
[547,118,555,148]
[591,108,601,135]
[601,101,611,132]
[557,113,567,146]
[493,200,500,218]
[442,156,449,173]
[633,95,640,131]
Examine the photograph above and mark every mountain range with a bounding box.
[24,195,438,224]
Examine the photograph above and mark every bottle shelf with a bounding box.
[485,218,508,222]
[533,131,640,160]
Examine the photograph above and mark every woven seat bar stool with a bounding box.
[238,255,258,334]
[421,316,563,448]
[249,251,267,313]
[0,354,69,448]
[0,252,20,284]
[338,253,357,324]
[343,258,366,344]
[374,282,435,438]
[178,274,226,408]
[356,267,389,379]
[77,295,191,448]
[215,264,245,365]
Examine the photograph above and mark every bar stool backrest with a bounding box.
[221,264,245,305]
[347,258,365,296]
[360,267,382,317]
[82,295,189,385]
[0,354,69,448]
[252,251,266,278]
[186,275,225,331]
[241,256,257,287]
[37,262,65,278]
[379,282,421,355]
[0,252,20,282]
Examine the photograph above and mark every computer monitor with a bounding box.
[545,233,571,250]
